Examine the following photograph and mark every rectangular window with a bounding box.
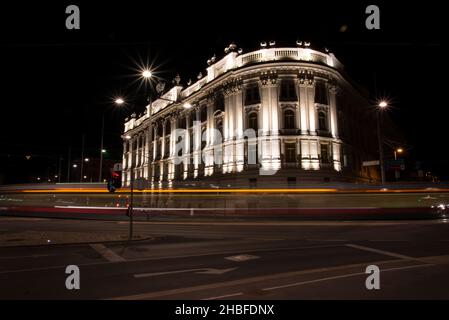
[285,143,296,162]
[280,80,297,101]
[315,81,328,105]
[245,86,260,105]
[320,144,330,163]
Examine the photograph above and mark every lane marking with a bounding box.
[135,267,237,278]
[0,244,339,275]
[225,254,260,262]
[345,244,417,261]
[89,244,125,262]
[203,292,244,300]
[109,259,404,300]
[307,239,348,242]
[262,264,433,291]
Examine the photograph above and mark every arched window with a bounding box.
[283,109,295,129]
[248,112,258,132]
[318,111,328,131]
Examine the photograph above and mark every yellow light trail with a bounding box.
[1,188,449,194]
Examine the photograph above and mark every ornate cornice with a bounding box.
[222,77,243,96]
[260,70,278,86]
[298,70,314,87]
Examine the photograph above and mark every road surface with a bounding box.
[1,216,449,299]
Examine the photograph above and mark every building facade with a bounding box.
[122,43,380,188]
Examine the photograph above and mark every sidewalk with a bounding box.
[0,230,148,247]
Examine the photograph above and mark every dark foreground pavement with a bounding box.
[1,216,449,299]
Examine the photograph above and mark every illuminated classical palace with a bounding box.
[122,42,379,187]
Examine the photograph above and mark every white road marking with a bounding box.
[262,264,433,291]
[135,267,237,278]
[203,292,244,300]
[109,259,402,300]
[307,239,348,242]
[89,243,125,262]
[0,244,339,275]
[345,244,417,261]
[225,254,260,262]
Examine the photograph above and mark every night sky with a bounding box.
[2,1,446,182]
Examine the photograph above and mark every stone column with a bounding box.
[183,113,190,179]
[260,71,281,173]
[234,88,244,172]
[204,98,215,176]
[122,140,128,186]
[307,82,316,135]
[168,116,177,181]
[328,83,339,139]
[298,70,312,135]
[223,83,235,174]
[193,107,201,178]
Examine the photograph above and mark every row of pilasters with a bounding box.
[123,78,341,185]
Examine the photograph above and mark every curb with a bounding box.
[0,235,154,249]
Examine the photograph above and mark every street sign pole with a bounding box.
[128,170,134,240]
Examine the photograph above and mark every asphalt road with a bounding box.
[1,216,449,299]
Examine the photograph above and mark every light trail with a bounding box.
[1,188,449,194]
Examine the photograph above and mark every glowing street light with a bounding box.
[378,101,388,108]
[84,158,89,162]
[394,148,404,160]
[376,100,390,185]
[142,69,152,79]
[102,149,107,153]
[73,164,78,168]
[115,98,125,105]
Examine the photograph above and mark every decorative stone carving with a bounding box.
[298,70,314,86]
[222,77,243,96]
[260,70,278,86]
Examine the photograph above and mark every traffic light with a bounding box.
[107,171,122,193]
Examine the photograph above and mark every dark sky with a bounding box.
[2,1,446,182]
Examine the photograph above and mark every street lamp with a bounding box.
[394,148,403,160]
[142,69,152,79]
[377,101,388,185]
[115,98,125,105]
[98,97,126,183]
[394,147,404,181]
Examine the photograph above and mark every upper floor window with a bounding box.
[318,110,328,131]
[248,112,258,132]
[200,106,208,123]
[283,109,295,129]
[215,94,225,112]
[280,80,297,102]
[245,86,260,105]
[315,81,328,105]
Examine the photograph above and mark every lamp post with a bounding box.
[394,147,403,181]
[99,114,105,182]
[394,147,403,160]
[80,134,85,183]
[120,69,178,240]
[377,101,388,185]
